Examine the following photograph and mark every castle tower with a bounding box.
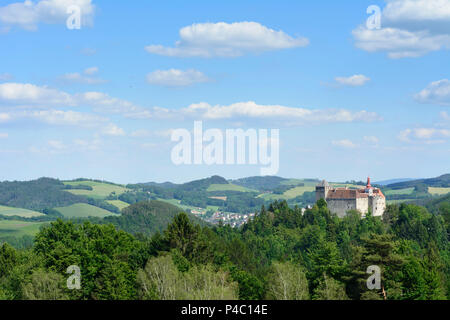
[315,180,330,202]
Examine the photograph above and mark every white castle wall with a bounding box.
[326,199,357,218]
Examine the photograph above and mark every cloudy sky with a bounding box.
[0,0,449,183]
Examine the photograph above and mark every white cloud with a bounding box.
[177,101,381,124]
[353,27,450,58]
[0,113,11,122]
[101,123,125,136]
[335,74,371,87]
[332,139,358,149]
[147,69,210,87]
[73,138,101,151]
[352,0,450,58]
[415,79,450,105]
[1,109,107,127]
[47,139,67,150]
[0,83,76,106]
[59,67,106,85]
[383,0,450,24]
[399,127,450,143]
[145,21,309,58]
[130,129,152,138]
[31,137,102,154]
[0,132,8,138]
[0,0,95,31]
[0,73,13,81]
[0,82,159,119]
[83,67,98,75]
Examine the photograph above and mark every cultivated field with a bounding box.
[63,180,129,199]
[54,203,118,218]
[106,200,130,211]
[0,220,47,238]
[384,188,415,195]
[428,187,450,195]
[207,184,256,192]
[0,205,44,218]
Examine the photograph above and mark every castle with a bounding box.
[315,178,385,218]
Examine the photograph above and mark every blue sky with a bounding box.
[0,0,449,184]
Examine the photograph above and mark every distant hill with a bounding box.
[231,176,290,191]
[0,178,119,214]
[104,200,207,236]
[374,178,415,186]
[139,181,179,189]
[387,174,450,189]
[178,175,229,191]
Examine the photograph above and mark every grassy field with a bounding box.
[54,203,118,218]
[259,185,316,201]
[106,200,130,211]
[428,187,450,195]
[0,220,47,238]
[384,188,415,196]
[207,184,256,192]
[63,181,129,199]
[0,205,44,218]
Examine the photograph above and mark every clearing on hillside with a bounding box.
[106,200,130,211]
[54,203,118,218]
[0,220,47,238]
[207,184,256,192]
[384,188,415,196]
[63,180,129,199]
[428,187,450,196]
[0,205,45,218]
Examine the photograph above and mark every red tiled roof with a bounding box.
[326,187,385,199]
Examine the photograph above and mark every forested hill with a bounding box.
[103,200,208,236]
[0,178,119,213]
[387,174,450,189]
[231,176,289,191]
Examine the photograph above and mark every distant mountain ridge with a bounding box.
[387,174,450,189]
[374,178,416,186]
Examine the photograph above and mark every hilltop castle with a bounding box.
[315,178,385,218]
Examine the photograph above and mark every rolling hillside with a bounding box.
[54,203,118,218]
[0,205,44,218]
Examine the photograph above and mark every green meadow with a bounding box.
[54,203,118,218]
[0,220,47,238]
[63,180,129,199]
[0,205,44,218]
[106,200,130,211]
[207,184,256,192]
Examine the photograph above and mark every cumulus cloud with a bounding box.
[101,123,125,136]
[145,21,309,58]
[0,0,95,31]
[399,127,450,143]
[176,101,381,124]
[353,0,450,58]
[0,109,107,127]
[147,69,210,87]
[0,83,76,106]
[335,74,371,87]
[415,79,450,105]
[58,67,106,85]
[31,137,102,154]
[332,139,359,149]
